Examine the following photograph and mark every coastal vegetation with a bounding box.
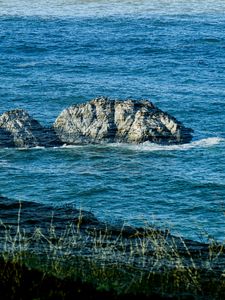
[0,203,224,300]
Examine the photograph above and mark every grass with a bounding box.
[0,203,224,300]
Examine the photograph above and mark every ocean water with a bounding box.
[0,0,225,242]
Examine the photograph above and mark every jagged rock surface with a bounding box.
[53,97,193,145]
[0,109,61,148]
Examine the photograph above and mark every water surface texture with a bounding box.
[0,0,225,241]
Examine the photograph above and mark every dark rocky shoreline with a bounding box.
[0,196,223,261]
[0,258,174,300]
[0,97,193,148]
[0,196,224,299]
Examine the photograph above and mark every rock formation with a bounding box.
[0,98,193,147]
[0,109,61,148]
[53,97,193,145]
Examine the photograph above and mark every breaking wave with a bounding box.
[6,137,224,152]
[0,137,224,154]
[110,137,225,152]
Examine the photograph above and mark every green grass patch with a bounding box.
[0,205,224,299]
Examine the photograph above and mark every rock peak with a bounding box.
[0,109,61,148]
[53,97,193,145]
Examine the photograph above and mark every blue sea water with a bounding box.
[0,0,225,241]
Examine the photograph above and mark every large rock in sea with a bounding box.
[53,97,193,145]
[0,109,61,148]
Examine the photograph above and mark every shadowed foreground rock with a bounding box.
[53,97,193,145]
[0,109,61,148]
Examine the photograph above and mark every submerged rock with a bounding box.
[53,97,193,145]
[0,109,61,148]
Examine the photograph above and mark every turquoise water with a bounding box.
[0,1,225,241]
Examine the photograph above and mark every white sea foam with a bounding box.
[110,137,225,152]
[8,137,224,152]
[60,144,85,149]
[18,146,46,150]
